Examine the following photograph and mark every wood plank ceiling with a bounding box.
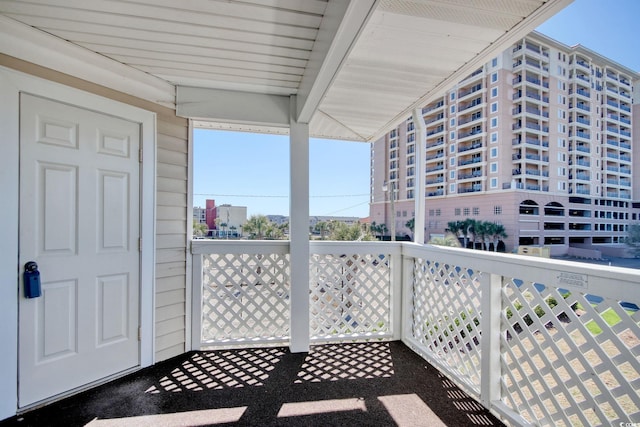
[0,0,571,142]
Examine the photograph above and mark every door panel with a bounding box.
[19,94,141,407]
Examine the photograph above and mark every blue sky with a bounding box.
[194,0,639,218]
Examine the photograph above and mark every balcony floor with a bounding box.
[2,341,503,427]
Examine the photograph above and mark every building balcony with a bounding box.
[422,100,445,114]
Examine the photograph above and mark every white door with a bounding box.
[18,94,141,407]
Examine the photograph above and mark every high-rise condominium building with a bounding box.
[370,32,640,257]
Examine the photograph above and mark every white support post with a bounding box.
[412,108,426,244]
[390,248,403,340]
[190,252,203,351]
[400,252,415,343]
[480,273,502,408]
[289,95,310,353]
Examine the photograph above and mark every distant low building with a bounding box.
[215,203,247,238]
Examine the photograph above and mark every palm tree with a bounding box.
[315,221,330,240]
[447,220,463,245]
[243,215,269,239]
[474,220,488,250]
[405,218,415,239]
[460,219,476,249]
[488,222,507,252]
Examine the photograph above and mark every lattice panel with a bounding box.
[500,278,640,426]
[201,253,290,343]
[309,253,391,339]
[411,258,484,394]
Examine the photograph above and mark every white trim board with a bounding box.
[0,66,156,419]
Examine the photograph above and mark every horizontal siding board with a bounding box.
[157,177,187,194]
[156,316,186,337]
[155,343,185,362]
[157,147,187,166]
[157,191,187,207]
[157,162,187,180]
[156,248,186,264]
[157,219,187,235]
[156,274,187,293]
[156,330,186,354]
[156,262,186,279]
[158,119,189,140]
[157,205,187,221]
[156,233,187,249]
[157,133,188,153]
[156,289,185,308]
[156,303,185,323]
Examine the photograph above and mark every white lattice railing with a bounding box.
[191,240,640,426]
[191,241,402,348]
[402,243,640,427]
[308,241,402,342]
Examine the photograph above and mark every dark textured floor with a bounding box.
[2,341,504,427]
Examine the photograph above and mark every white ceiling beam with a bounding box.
[296,0,377,124]
[0,15,175,109]
[177,86,290,128]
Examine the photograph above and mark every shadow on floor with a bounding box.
[2,341,503,426]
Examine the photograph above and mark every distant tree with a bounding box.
[315,221,330,240]
[461,218,477,249]
[474,220,489,250]
[243,215,269,239]
[264,222,284,240]
[193,219,208,237]
[429,233,461,247]
[330,222,374,241]
[487,222,507,252]
[405,218,415,239]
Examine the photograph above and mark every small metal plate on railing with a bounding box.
[556,272,588,289]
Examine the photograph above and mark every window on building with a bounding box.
[491,102,498,113]
[491,87,498,98]
[429,209,434,216]
[450,157,455,166]
[473,207,480,215]
[463,207,470,216]
[491,132,498,143]
[490,178,498,188]
[491,117,498,128]
[435,209,441,216]
[451,184,456,193]
[491,57,498,67]
[491,72,498,83]
[450,92,455,100]
[494,206,502,215]
[450,118,455,127]
[455,208,461,216]
[490,147,498,158]
[407,189,414,199]
[450,145,455,153]
[450,170,455,179]
[450,105,456,114]
[490,162,498,172]
[450,131,455,140]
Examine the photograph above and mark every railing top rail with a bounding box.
[401,243,640,302]
[192,239,405,255]
[191,239,289,255]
